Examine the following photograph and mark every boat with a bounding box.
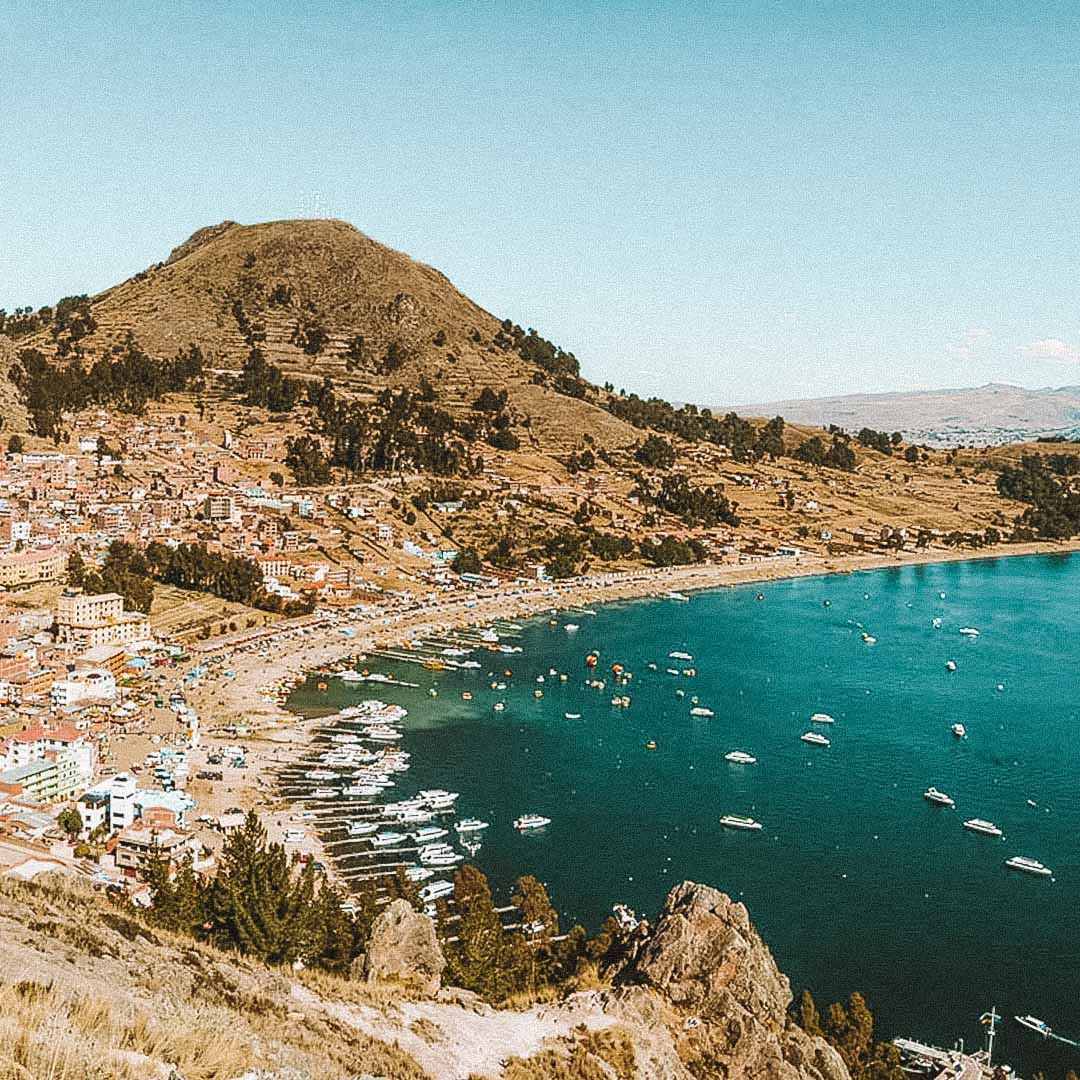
[1005,856,1053,877]
[418,880,454,903]
[413,825,449,843]
[1015,1015,1052,1037]
[564,712,581,720]
[923,787,955,808]
[963,818,1003,837]
[370,831,407,847]
[959,627,980,636]
[861,633,876,644]
[493,702,505,712]
[342,784,382,797]
[339,670,366,682]
[690,706,714,717]
[421,850,464,866]
[810,712,835,724]
[800,731,830,746]
[564,623,580,632]
[454,818,489,833]
[514,813,552,831]
[405,865,435,882]
[951,723,966,738]
[720,815,762,831]
[946,660,957,671]
[311,787,337,799]
[932,617,943,629]
[669,651,693,661]
[724,751,757,764]
[419,789,459,803]
[347,821,378,837]
[666,591,690,602]
[305,769,338,781]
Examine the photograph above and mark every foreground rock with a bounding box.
[361,898,446,994]
[614,881,849,1080]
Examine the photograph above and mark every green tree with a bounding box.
[445,864,518,1001]
[795,990,823,1037]
[6,434,24,454]
[57,807,82,839]
[452,548,482,575]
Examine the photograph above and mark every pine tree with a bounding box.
[796,990,823,1037]
[446,865,516,1001]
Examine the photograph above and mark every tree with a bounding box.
[285,436,332,485]
[452,548,482,575]
[66,551,87,588]
[795,990,822,1037]
[754,415,786,459]
[445,864,518,1001]
[6,434,24,454]
[903,444,919,463]
[57,807,82,839]
[635,434,676,469]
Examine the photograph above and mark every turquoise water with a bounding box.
[290,554,1080,1075]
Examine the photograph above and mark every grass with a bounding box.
[499,1027,637,1080]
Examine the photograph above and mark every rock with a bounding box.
[362,900,445,994]
[614,881,852,1080]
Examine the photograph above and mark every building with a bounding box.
[1,723,95,788]
[0,547,67,587]
[80,773,137,831]
[0,749,83,803]
[203,493,236,521]
[50,667,116,708]
[55,590,151,651]
[115,808,197,877]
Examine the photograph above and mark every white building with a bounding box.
[51,668,116,708]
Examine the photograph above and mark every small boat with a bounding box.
[645,740,657,750]
[421,850,464,866]
[923,787,955,808]
[800,731,830,747]
[669,651,693,661]
[305,769,338,781]
[493,702,505,712]
[946,660,957,672]
[462,691,473,701]
[418,879,454,903]
[564,712,581,720]
[959,627,980,636]
[1015,1015,1052,1037]
[534,689,543,699]
[951,723,966,738]
[932,617,943,629]
[690,706,714,717]
[347,821,378,837]
[370,831,407,847]
[343,784,382,797]
[810,712,835,724]
[412,825,449,843]
[311,787,337,799]
[454,818,489,833]
[1005,856,1052,877]
[963,818,1002,837]
[666,592,690,602]
[861,633,876,644]
[720,815,762,831]
[405,865,435,882]
[724,751,757,764]
[564,624,580,632]
[514,813,552,831]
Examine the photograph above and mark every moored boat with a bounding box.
[1005,856,1052,877]
[514,813,551,831]
[720,815,762,831]
[963,818,1002,837]
[800,731,830,747]
[923,787,955,808]
[724,751,757,764]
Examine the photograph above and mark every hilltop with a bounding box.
[724,383,1080,448]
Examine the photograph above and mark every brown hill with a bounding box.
[12,218,632,452]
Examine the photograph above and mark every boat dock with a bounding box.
[894,1008,1015,1080]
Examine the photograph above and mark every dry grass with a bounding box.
[499,1026,637,1080]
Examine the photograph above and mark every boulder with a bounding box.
[362,899,445,994]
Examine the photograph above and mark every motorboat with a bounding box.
[412,825,448,843]
[669,651,693,661]
[342,784,382,797]
[339,670,366,682]
[514,813,552,831]
[420,789,459,803]
[959,627,980,637]
[946,660,957,672]
[347,820,378,837]
[405,865,435,882]
[311,787,337,799]
[1015,1015,1052,1037]
[418,879,454,903]
[963,818,1003,837]
[951,723,966,738]
[666,592,690,602]
[305,769,338,781]
[923,787,955,808]
[690,706,714,717]
[720,815,762,831]
[564,623,580,632]
[421,849,464,866]
[1005,856,1052,877]
[724,751,757,764]
[810,712,835,724]
[454,818,489,832]
[800,731,830,746]
[493,702,505,712]
[564,712,582,720]
[370,831,407,847]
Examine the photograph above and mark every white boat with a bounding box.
[413,825,448,843]
[724,751,757,764]
[1005,856,1052,877]
[364,726,402,742]
[421,850,464,866]
[305,769,338,781]
[405,865,435,882]
[666,592,690,602]
[963,818,1002,837]
[311,787,337,799]
[861,633,876,644]
[418,879,454,902]
[800,731,830,746]
[932,617,943,629]
[454,818,489,833]
[347,821,378,837]
[493,702,505,712]
[1015,1015,1052,1037]
[669,651,694,661]
[343,784,382,797]
[951,723,966,738]
[514,813,551,831]
[339,670,366,682]
[690,706,714,717]
[959,627,980,636]
[419,789,459,803]
[564,623,580,632]
[370,831,407,847]
[923,787,955,808]
[946,660,957,671]
[810,712,835,724]
[720,815,762,831]
[564,712,582,720]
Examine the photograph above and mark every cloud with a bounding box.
[945,327,992,361]
[1017,338,1080,363]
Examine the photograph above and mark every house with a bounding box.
[51,667,116,708]
[114,807,197,878]
[55,590,151,651]
[0,749,83,803]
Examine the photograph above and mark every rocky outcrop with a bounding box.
[614,881,849,1080]
[361,899,446,994]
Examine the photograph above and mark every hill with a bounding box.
[723,383,1080,448]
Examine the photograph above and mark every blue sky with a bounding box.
[3,1,1080,403]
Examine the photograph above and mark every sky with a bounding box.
[2,1,1080,404]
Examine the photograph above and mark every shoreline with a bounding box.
[178,538,1080,865]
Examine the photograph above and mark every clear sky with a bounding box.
[3,1,1080,404]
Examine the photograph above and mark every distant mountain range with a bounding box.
[726,383,1080,447]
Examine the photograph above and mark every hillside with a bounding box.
[0,871,854,1080]
[724,384,1080,447]
[7,218,632,453]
